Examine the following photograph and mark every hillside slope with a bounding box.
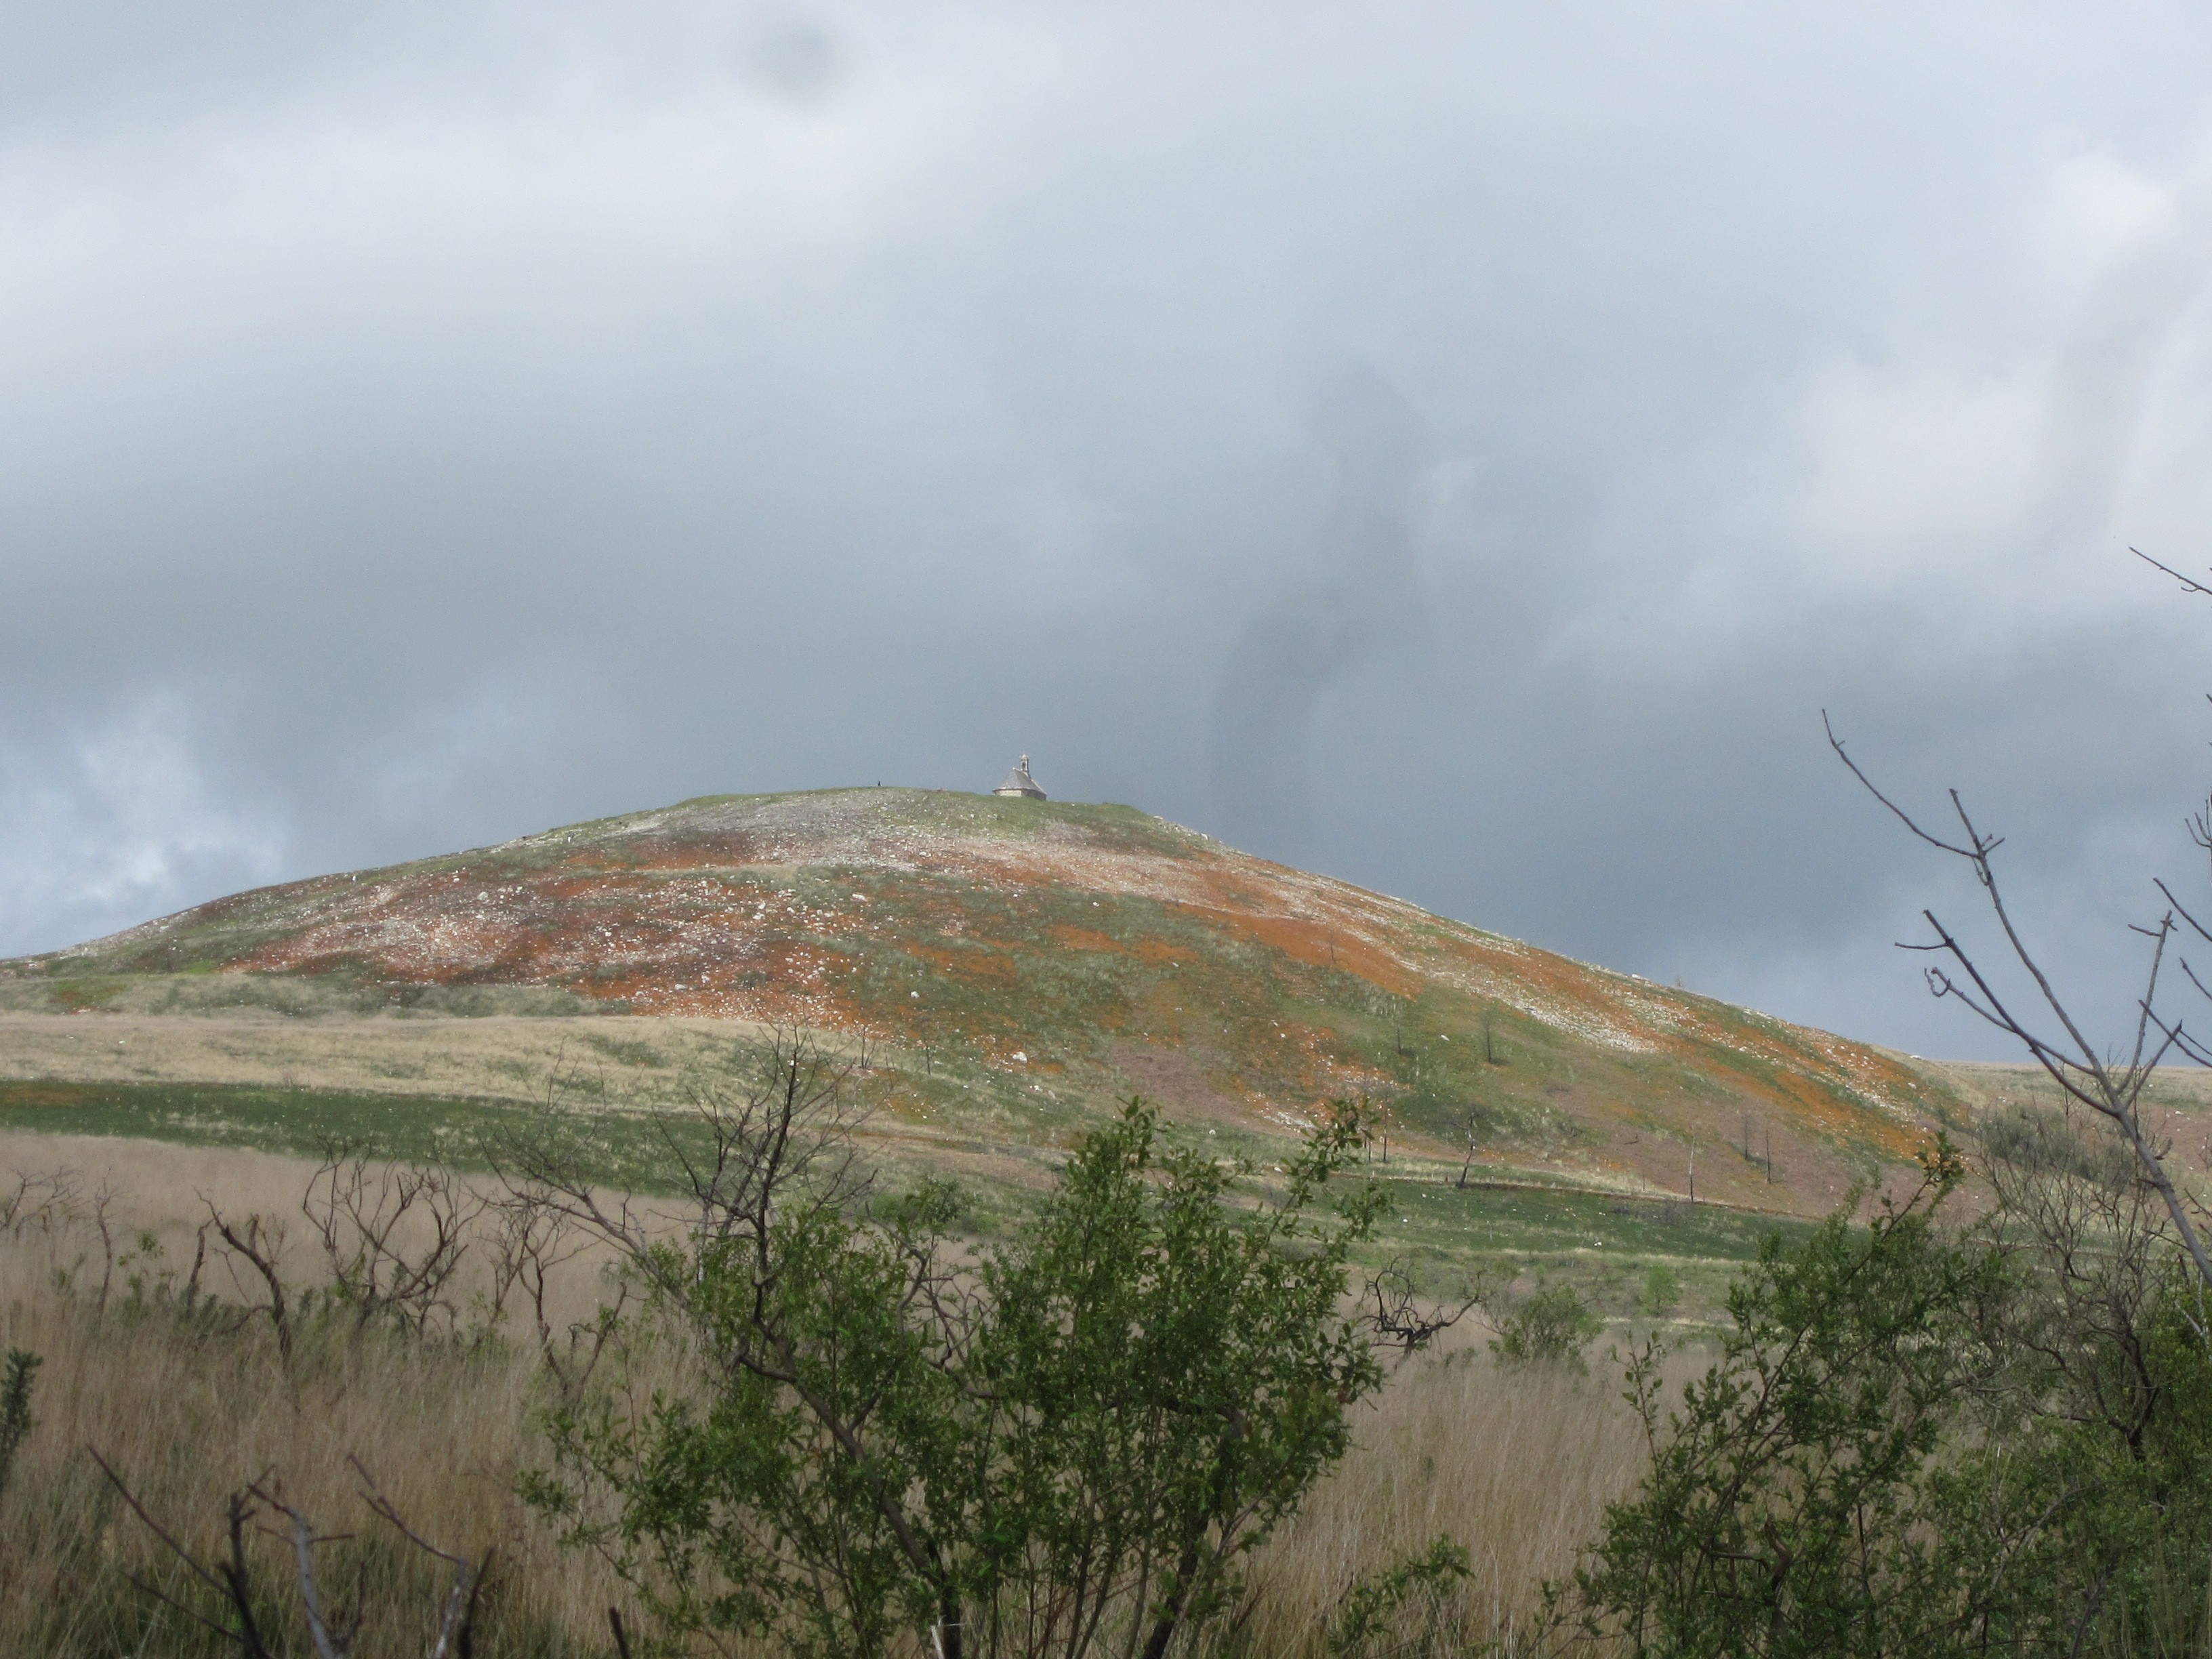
[2,787,1963,1212]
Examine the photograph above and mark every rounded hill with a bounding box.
[16,787,1961,1212]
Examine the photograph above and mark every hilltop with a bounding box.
[0,787,1967,1216]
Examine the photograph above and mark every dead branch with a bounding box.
[1454,1102,1483,1189]
[93,1447,491,1659]
[489,1025,877,1313]
[91,1179,117,1318]
[1361,1258,1483,1361]
[304,1141,485,1340]
[89,1449,279,1656]
[251,1480,364,1659]
[0,1167,81,1238]
[478,1173,637,1394]
[350,1456,491,1659]
[204,1204,296,1365]
[2131,545,2212,599]
[182,1224,209,1318]
[1826,712,2212,1298]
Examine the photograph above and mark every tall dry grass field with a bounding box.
[0,1136,643,1656]
[0,1134,1655,1656]
[1239,1348,1654,1654]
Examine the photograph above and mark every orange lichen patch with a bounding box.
[1185,907,1420,997]
[629,843,771,872]
[1467,936,1895,1105]
[1758,1063,1926,1160]
[903,941,1019,987]
[1045,926,1131,955]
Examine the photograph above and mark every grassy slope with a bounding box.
[0,1074,1811,1319]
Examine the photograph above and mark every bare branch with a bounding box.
[203,1205,294,1366]
[245,1477,362,1659]
[0,1168,81,1240]
[89,1450,277,1658]
[1824,712,1990,859]
[98,1444,493,1659]
[304,1141,485,1340]
[350,1456,489,1659]
[2131,545,2212,598]
[1829,714,2212,1295]
[1359,1260,1482,1361]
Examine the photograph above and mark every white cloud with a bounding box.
[0,697,287,952]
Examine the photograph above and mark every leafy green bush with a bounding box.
[1566,1136,2212,1658]
[1488,1284,1601,1371]
[520,1054,1399,1659]
[1327,1536,1471,1658]
[1568,1143,2014,1657]
[1639,1264,1680,1318]
[978,1101,1389,1656]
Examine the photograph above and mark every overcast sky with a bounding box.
[10,2,2212,1059]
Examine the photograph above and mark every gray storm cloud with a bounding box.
[1211,365,1429,850]
[8,1,2212,1058]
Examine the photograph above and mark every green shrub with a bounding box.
[1639,1264,1681,1318]
[1568,1143,2011,1657]
[1327,1536,1471,1657]
[521,1061,1397,1659]
[1488,1284,1601,1371]
[1566,1136,2212,1658]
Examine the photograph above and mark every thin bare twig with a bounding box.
[2131,545,2212,599]
[1827,712,2212,1296]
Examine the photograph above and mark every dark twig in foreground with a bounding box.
[93,1446,489,1658]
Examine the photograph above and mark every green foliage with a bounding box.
[529,1178,972,1656]
[1639,1263,1681,1318]
[1940,1229,2212,1656]
[526,1089,1394,1659]
[1570,1142,2021,1658]
[0,1349,36,1499]
[1488,1283,1601,1371]
[1565,1134,2212,1658]
[978,1101,1388,1654]
[1327,1536,1471,1658]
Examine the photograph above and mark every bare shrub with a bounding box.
[207,1206,298,1361]
[304,1140,487,1341]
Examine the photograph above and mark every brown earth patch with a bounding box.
[1045,926,1130,955]
[1134,939,1195,966]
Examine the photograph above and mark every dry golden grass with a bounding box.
[1239,1346,1653,1654]
[0,1008,756,1107]
[0,1135,1656,1657]
[0,1246,630,1654]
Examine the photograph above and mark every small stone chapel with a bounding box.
[993,755,1046,800]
